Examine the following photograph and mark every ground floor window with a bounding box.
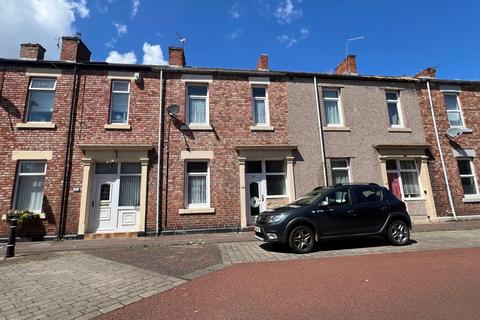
[119,163,141,206]
[185,161,210,208]
[386,159,421,199]
[331,159,350,185]
[14,161,47,212]
[457,158,479,196]
[246,160,286,197]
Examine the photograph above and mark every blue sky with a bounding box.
[2,1,480,79]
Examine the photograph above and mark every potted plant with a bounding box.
[2,209,45,225]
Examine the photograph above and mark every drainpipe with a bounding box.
[58,63,80,237]
[156,70,164,235]
[426,80,457,221]
[314,76,328,186]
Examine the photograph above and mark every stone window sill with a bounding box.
[250,125,275,132]
[104,124,132,130]
[388,127,412,133]
[179,207,215,215]
[462,196,480,203]
[180,124,214,131]
[323,126,351,132]
[16,122,56,129]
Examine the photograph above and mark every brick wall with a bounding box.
[417,82,480,217]
[161,73,289,231]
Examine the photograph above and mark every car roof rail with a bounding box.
[332,182,380,187]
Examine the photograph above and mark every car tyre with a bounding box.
[387,220,410,246]
[289,225,315,254]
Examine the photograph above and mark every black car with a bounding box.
[254,183,411,253]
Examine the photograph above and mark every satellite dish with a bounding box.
[167,104,180,116]
[446,127,463,138]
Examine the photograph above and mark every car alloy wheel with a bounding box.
[388,221,410,245]
[289,226,314,254]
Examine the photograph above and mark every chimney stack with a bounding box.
[414,67,436,78]
[256,54,269,71]
[60,36,91,62]
[168,47,186,67]
[20,43,46,61]
[335,55,357,75]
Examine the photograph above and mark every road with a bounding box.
[98,247,480,320]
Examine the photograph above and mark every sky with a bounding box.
[1,0,479,80]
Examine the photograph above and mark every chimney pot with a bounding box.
[256,54,269,71]
[60,36,91,62]
[168,47,186,67]
[414,67,436,79]
[20,43,46,61]
[335,55,357,75]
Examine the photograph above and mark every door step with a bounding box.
[84,232,138,240]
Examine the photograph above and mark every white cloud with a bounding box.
[274,0,302,25]
[113,22,127,36]
[226,29,242,41]
[131,0,140,19]
[0,0,90,60]
[230,3,240,19]
[106,50,137,64]
[277,27,309,48]
[142,42,167,65]
[105,38,116,48]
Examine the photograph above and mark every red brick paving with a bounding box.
[97,248,480,320]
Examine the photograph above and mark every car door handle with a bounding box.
[380,206,388,212]
[346,209,356,216]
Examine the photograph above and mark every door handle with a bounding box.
[346,209,356,216]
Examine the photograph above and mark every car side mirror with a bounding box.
[320,200,329,207]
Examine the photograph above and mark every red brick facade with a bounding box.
[417,80,480,219]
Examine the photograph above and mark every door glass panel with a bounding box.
[95,163,118,174]
[249,182,260,216]
[100,184,111,201]
[246,161,262,173]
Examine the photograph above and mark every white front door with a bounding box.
[91,175,118,232]
[246,174,267,225]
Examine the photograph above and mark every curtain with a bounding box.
[254,100,266,124]
[387,102,400,125]
[332,171,349,185]
[188,176,206,204]
[15,175,45,211]
[388,173,402,199]
[119,176,141,206]
[400,172,420,197]
[189,98,206,123]
[324,100,340,125]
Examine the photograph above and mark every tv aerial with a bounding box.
[176,32,186,48]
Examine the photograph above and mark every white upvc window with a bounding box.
[386,91,404,127]
[457,158,479,196]
[444,92,465,128]
[109,80,131,124]
[265,160,287,197]
[119,163,141,207]
[186,85,209,126]
[26,78,56,122]
[252,86,270,126]
[185,161,210,208]
[386,159,422,199]
[331,159,350,185]
[13,161,47,212]
[322,89,343,127]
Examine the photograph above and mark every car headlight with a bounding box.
[265,214,285,224]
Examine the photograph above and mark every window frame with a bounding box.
[13,160,47,213]
[385,91,404,128]
[322,88,344,127]
[457,158,479,197]
[251,85,270,126]
[184,160,210,209]
[386,159,423,200]
[118,162,142,208]
[264,160,287,198]
[444,92,465,128]
[186,84,209,126]
[331,158,351,185]
[26,77,57,123]
[109,80,131,124]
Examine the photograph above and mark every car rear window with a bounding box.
[353,186,382,203]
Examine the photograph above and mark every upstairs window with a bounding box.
[252,87,269,126]
[26,78,56,122]
[110,81,130,124]
[187,85,208,125]
[323,89,343,126]
[444,93,464,127]
[14,161,47,212]
[386,91,403,127]
[331,159,350,185]
[457,159,479,196]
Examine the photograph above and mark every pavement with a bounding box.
[0,221,479,320]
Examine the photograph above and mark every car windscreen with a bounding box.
[291,187,331,206]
